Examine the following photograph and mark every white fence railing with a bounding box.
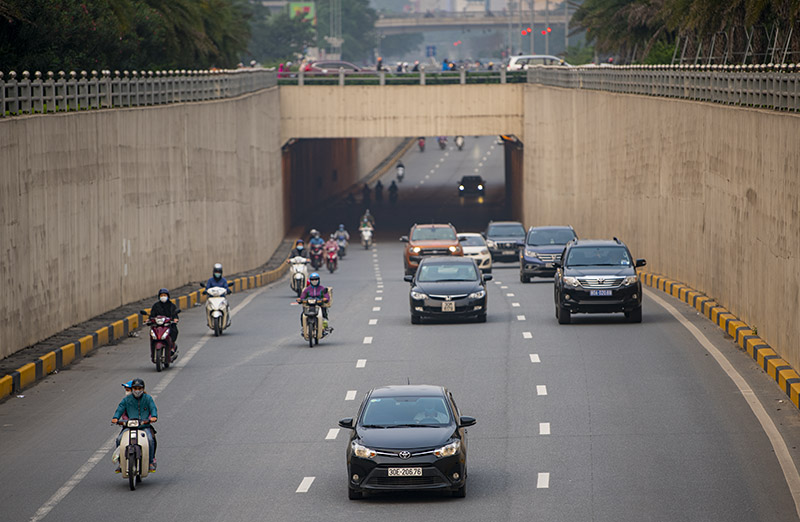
[527,64,800,112]
[0,68,277,117]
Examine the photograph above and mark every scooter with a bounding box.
[141,313,176,372]
[289,256,309,296]
[300,297,330,346]
[309,244,324,269]
[336,237,348,257]
[360,227,373,249]
[455,135,465,150]
[204,286,230,336]
[396,164,405,182]
[438,136,447,150]
[418,137,425,152]
[116,419,152,490]
[326,249,339,273]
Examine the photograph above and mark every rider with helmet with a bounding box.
[148,288,180,362]
[298,272,332,330]
[290,238,308,258]
[333,224,350,243]
[205,263,230,295]
[308,229,325,248]
[360,209,375,228]
[111,378,158,472]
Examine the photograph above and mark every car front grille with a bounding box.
[428,294,469,301]
[494,242,518,250]
[421,249,450,256]
[537,253,560,262]
[367,476,443,487]
[578,277,624,289]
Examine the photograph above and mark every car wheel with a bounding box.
[411,315,421,324]
[348,486,363,500]
[452,481,467,498]
[627,306,642,323]
[557,305,571,324]
[520,273,529,283]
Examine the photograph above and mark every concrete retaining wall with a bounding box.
[522,85,800,369]
[0,87,284,359]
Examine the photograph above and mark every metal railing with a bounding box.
[0,68,277,118]
[280,68,526,86]
[527,64,800,112]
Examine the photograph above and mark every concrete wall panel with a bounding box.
[522,85,800,369]
[0,88,283,359]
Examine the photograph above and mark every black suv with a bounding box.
[484,221,525,262]
[458,175,485,196]
[553,238,646,324]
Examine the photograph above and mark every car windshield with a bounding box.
[526,228,576,246]
[487,224,525,237]
[461,177,482,184]
[459,235,485,247]
[412,227,457,241]
[418,263,478,282]
[565,246,631,267]
[361,396,452,427]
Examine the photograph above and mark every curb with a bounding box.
[0,259,290,401]
[642,272,800,409]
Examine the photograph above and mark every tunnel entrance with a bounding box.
[281,135,523,239]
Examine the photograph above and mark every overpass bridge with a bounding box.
[374,11,568,35]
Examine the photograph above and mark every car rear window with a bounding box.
[565,246,631,267]
[487,224,525,237]
[459,235,486,247]
[361,396,452,427]
[526,228,576,246]
[412,227,457,241]
[418,263,478,282]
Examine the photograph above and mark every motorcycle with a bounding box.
[116,419,152,490]
[360,226,373,249]
[289,256,309,296]
[336,237,348,257]
[396,164,405,182]
[418,137,425,152]
[326,249,339,273]
[389,188,398,205]
[309,244,324,269]
[204,286,230,336]
[455,135,465,150]
[300,297,330,346]
[141,313,176,372]
[438,136,447,150]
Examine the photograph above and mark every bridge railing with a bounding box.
[527,64,800,112]
[0,68,277,118]
[280,68,527,86]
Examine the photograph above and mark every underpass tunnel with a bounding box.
[281,135,524,240]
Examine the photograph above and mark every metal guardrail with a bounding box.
[280,68,527,86]
[0,68,277,118]
[527,64,800,112]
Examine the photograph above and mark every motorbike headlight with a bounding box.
[410,290,428,300]
[411,246,421,254]
[468,289,486,299]
[434,440,461,458]
[448,245,458,253]
[352,441,376,459]
[622,275,638,286]
[563,276,580,287]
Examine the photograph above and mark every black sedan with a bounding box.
[457,175,485,196]
[404,257,492,323]
[338,385,476,499]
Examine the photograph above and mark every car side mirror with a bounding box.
[553,261,562,269]
[483,274,493,281]
[459,416,476,427]
[338,418,354,429]
[403,275,414,283]
[635,259,647,268]
[400,236,409,242]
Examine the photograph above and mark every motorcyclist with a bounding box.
[388,180,399,203]
[396,161,405,180]
[362,183,372,206]
[309,229,325,248]
[111,378,158,472]
[147,288,180,362]
[360,209,375,228]
[298,272,332,331]
[290,239,308,258]
[375,180,384,203]
[325,234,340,255]
[205,263,230,295]
[333,224,350,243]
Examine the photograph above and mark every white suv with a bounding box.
[506,54,571,71]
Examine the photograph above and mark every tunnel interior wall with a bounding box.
[523,85,800,369]
[0,88,284,359]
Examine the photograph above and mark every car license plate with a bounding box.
[502,250,515,255]
[590,290,613,296]
[545,263,553,268]
[442,301,456,312]
[388,467,422,477]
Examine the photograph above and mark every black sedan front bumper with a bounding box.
[559,283,642,313]
[348,453,466,493]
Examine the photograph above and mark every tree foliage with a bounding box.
[317,0,378,63]
[247,5,315,63]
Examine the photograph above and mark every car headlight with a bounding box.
[563,276,580,287]
[411,246,421,254]
[352,441,376,459]
[459,185,465,190]
[622,275,638,286]
[486,240,495,248]
[411,290,428,300]
[477,184,484,190]
[525,249,539,259]
[434,440,461,458]
[468,289,486,299]
[448,245,458,253]
[480,248,489,255]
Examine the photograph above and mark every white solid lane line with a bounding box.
[537,473,550,488]
[523,331,532,339]
[369,319,378,325]
[363,337,373,344]
[325,429,340,440]
[296,477,316,493]
[537,385,548,396]
[647,289,800,516]
[539,422,551,435]
[517,315,526,321]
[356,359,367,368]
[529,354,540,363]
[372,307,381,312]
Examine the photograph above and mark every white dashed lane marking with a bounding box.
[375,297,383,301]
[376,290,383,293]
[539,422,551,435]
[326,429,340,440]
[512,303,520,307]
[506,293,515,297]
[369,319,378,325]
[517,315,526,321]
[356,359,367,368]
[537,385,548,396]
[494,281,502,285]
[296,477,315,493]
[363,336,373,344]
[529,354,540,363]
[372,306,381,312]
[345,390,357,401]
[501,286,508,289]
[537,473,550,489]
[522,331,532,339]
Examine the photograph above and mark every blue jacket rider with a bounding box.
[205,262,230,294]
[112,378,158,471]
[309,229,325,248]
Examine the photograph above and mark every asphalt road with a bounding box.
[3,136,800,521]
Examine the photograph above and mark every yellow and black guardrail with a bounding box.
[0,259,289,401]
